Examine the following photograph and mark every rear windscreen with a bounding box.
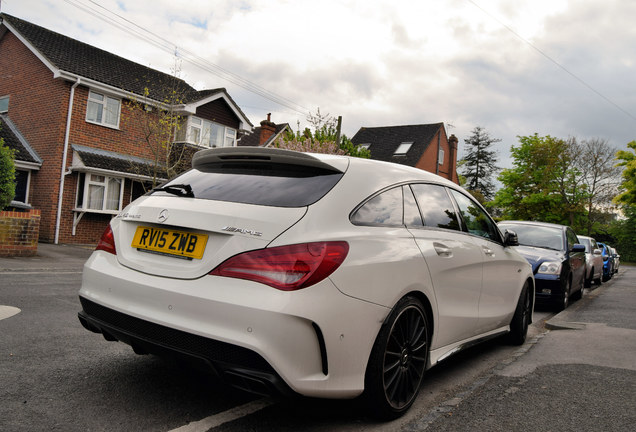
[153,163,344,207]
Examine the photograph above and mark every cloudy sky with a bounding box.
[3,0,635,167]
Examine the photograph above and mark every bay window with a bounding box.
[76,173,124,213]
[186,116,236,147]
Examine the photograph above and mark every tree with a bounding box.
[0,137,16,210]
[615,140,636,207]
[459,126,500,201]
[578,138,622,234]
[608,205,636,262]
[494,134,587,227]
[274,108,371,158]
[122,60,192,190]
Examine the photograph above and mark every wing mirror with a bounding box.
[503,229,519,246]
[593,249,602,256]
[571,244,586,253]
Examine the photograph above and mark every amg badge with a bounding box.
[221,226,262,237]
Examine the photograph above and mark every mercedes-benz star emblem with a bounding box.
[157,209,169,223]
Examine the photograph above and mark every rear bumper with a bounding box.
[78,297,292,397]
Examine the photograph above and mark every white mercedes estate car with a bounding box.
[78,147,534,419]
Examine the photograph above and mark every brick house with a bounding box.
[0,13,253,244]
[351,123,459,184]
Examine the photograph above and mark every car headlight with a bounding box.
[538,261,562,275]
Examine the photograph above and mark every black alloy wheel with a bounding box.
[365,296,429,419]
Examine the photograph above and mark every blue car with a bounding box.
[597,242,614,281]
[498,221,586,311]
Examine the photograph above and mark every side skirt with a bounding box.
[428,326,510,368]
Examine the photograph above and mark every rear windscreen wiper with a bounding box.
[152,184,194,198]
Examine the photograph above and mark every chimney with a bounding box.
[448,134,459,184]
[259,113,276,146]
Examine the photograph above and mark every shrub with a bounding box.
[0,138,16,210]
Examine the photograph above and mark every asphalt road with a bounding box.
[1,245,633,431]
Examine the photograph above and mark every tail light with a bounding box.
[209,242,349,291]
[96,224,116,255]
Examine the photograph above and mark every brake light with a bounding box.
[209,242,349,291]
[95,224,116,255]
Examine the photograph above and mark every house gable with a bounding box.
[351,123,458,183]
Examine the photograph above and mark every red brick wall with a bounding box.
[0,31,70,243]
[0,209,41,257]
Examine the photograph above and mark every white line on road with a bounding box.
[167,398,274,432]
[0,305,21,320]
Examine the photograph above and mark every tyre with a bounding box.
[571,274,584,301]
[364,296,430,420]
[584,269,592,288]
[507,281,531,345]
[592,268,603,285]
[555,277,571,312]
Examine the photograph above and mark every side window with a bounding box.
[403,185,423,227]
[449,189,499,241]
[351,187,403,227]
[410,183,460,231]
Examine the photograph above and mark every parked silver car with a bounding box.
[577,235,603,287]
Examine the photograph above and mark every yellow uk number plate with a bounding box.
[131,226,208,260]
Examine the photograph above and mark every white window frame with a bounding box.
[75,172,125,214]
[438,148,445,165]
[394,142,413,155]
[86,90,121,129]
[186,116,237,148]
[359,143,371,150]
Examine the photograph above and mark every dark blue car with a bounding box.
[498,221,586,311]
[597,242,614,281]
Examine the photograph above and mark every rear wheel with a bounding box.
[364,296,429,420]
[507,281,531,345]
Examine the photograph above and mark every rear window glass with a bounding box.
[351,186,403,227]
[154,163,344,207]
